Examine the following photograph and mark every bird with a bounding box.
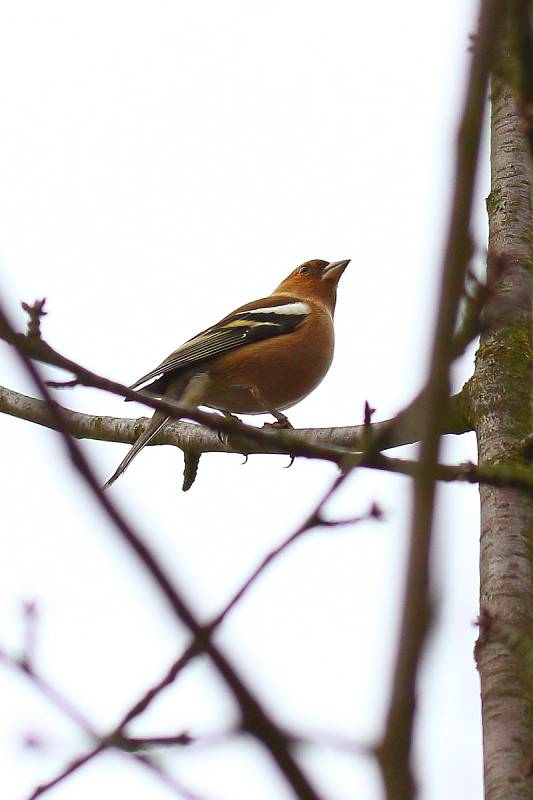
[104,258,350,488]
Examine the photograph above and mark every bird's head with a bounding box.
[274,259,350,312]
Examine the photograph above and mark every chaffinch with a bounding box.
[104,258,349,488]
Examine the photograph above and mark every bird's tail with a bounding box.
[103,412,169,489]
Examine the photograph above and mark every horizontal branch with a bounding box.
[0,315,474,456]
[1,383,531,494]
[0,382,470,457]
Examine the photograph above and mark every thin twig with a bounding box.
[27,744,106,800]
[130,752,214,800]
[0,647,98,736]
[118,734,194,750]
[20,600,38,671]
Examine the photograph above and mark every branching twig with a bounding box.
[0,644,206,800]
[107,472,382,745]
[113,445,533,753]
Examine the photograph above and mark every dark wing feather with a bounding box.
[130,300,309,392]
[130,328,248,390]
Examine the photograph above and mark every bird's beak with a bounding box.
[321,259,350,281]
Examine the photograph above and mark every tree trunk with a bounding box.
[472,12,533,800]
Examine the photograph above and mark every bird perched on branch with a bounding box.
[104,258,350,488]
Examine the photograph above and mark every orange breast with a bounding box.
[203,305,334,414]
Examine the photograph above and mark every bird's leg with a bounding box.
[216,410,243,445]
[248,385,293,429]
[246,386,295,466]
[221,410,242,423]
[214,411,250,465]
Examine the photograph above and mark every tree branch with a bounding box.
[3,383,531,493]
[0,380,471,454]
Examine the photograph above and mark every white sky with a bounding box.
[0,2,487,799]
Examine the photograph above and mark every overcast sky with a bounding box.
[0,2,487,799]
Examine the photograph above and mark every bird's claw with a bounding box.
[262,418,293,430]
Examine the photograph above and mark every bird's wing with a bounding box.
[130,296,310,390]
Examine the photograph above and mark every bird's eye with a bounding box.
[298,265,310,275]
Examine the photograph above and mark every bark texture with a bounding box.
[472,19,533,799]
